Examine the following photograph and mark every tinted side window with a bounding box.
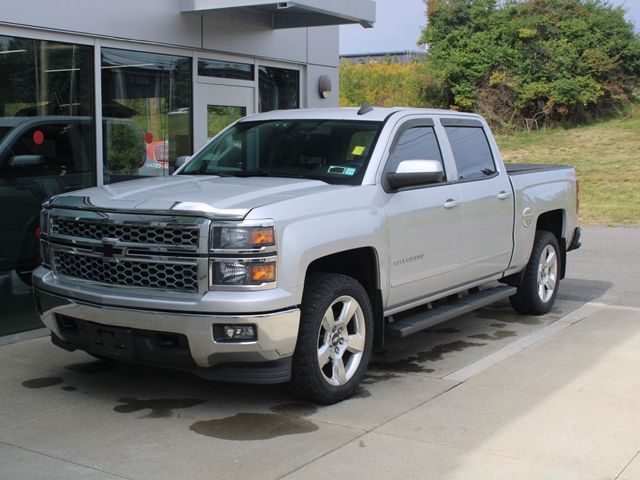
[386,126,443,176]
[445,127,496,181]
[1,123,92,178]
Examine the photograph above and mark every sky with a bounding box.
[339,0,640,55]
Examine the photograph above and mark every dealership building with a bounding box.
[0,0,375,340]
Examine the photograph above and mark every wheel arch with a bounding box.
[304,247,385,349]
[536,209,567,279]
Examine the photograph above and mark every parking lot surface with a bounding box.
[1,227,639,480]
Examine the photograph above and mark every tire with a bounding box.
[289,273,373,404]
[510,230,561,315]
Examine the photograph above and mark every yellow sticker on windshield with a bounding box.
[352,145,366,156]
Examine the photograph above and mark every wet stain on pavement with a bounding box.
[189,413,318,440]
[62,386,77,392]
[476,308,544,325]
[22,377,64,389]
[190,400,320,441]
[362,373,400,384]
[353,388,371,398]
[425,327,461,334]
[269,402,317,417]
[370,340,486,373]
[114,397,206,418]
[359,440,366,448]
[468,330,518,341]
[65,361,114,375]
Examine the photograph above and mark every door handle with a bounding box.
[444,199,459,209]
[497,191,511,200]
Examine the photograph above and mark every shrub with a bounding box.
[421,0,640,129]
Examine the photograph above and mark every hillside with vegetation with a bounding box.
[498,106,640,225]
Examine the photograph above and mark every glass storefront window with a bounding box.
[259,66,299,112]
[101,48,192,183]
[198,59,254,81]
[0,35,95,336]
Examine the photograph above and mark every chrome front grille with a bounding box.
[46,209,209,293]
[53,250,199,292]
[52,217,199,247]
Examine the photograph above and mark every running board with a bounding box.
[385,286,518,338]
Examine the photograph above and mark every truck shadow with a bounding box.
[557,277,613,303]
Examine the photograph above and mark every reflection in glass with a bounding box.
[259,66,299,112]
[0,35,95,335]
[207,105,246,140]
[101,48,192,183]
[198,59,254,81]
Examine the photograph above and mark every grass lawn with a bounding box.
[496,107,640,226]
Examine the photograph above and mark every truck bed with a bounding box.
[506,163,572,175]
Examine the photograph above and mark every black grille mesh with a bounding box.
[52,218,199,246]
[53,251,199,292]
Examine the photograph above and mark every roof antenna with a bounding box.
[357,102,373,115]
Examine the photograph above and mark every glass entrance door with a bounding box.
[193,84,254,151]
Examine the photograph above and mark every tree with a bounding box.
[421,0,640,128]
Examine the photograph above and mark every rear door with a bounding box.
[440,118,513,281]
[383,118,463,309]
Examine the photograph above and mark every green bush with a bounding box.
[421,0,640,129]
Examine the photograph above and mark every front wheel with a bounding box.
[510,230,561,315]
[289,273,373,404]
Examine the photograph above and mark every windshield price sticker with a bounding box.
[327,166,357,176]
[352,145,366,156]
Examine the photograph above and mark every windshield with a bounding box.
[180,119,382,185]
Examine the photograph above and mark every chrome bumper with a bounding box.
[33,286,300,370]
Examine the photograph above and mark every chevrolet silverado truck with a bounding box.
[33,106,581,404]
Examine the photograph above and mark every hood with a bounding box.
[51,175,344,219]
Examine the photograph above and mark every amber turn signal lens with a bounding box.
[249,228,275,246]
[249,264,276,283]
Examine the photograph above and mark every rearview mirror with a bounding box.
[9,155,46,169]
[386,160,444,190]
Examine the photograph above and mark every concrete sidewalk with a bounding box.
[1,299,639,480]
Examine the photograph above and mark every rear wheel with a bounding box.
[510,230,560,315]
[289,273,373,404]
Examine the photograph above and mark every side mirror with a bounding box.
[9,155,46,168]
[386,160,444,190]
[173,155,190,171]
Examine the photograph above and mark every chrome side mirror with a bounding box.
[386,160,444,190]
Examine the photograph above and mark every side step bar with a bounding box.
[385,286,517,338]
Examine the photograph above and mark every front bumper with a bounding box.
[33,284,300,384]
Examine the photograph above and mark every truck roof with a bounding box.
[240,107,482,123]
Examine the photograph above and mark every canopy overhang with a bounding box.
[181,0,376,29]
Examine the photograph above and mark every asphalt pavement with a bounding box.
[0,226,638,480]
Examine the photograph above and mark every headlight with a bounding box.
[210,223,275,252]
[208,221,277,289]
[210,259,276,288]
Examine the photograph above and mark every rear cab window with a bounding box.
[442,119,496,181]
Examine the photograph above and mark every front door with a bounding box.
[383,121,463,310]
[193,83,255,151]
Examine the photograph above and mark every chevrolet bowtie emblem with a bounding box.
[98,238,123,259]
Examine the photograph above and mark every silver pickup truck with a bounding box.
[33,106,581,404]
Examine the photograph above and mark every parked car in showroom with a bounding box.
[0,116,144,284]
